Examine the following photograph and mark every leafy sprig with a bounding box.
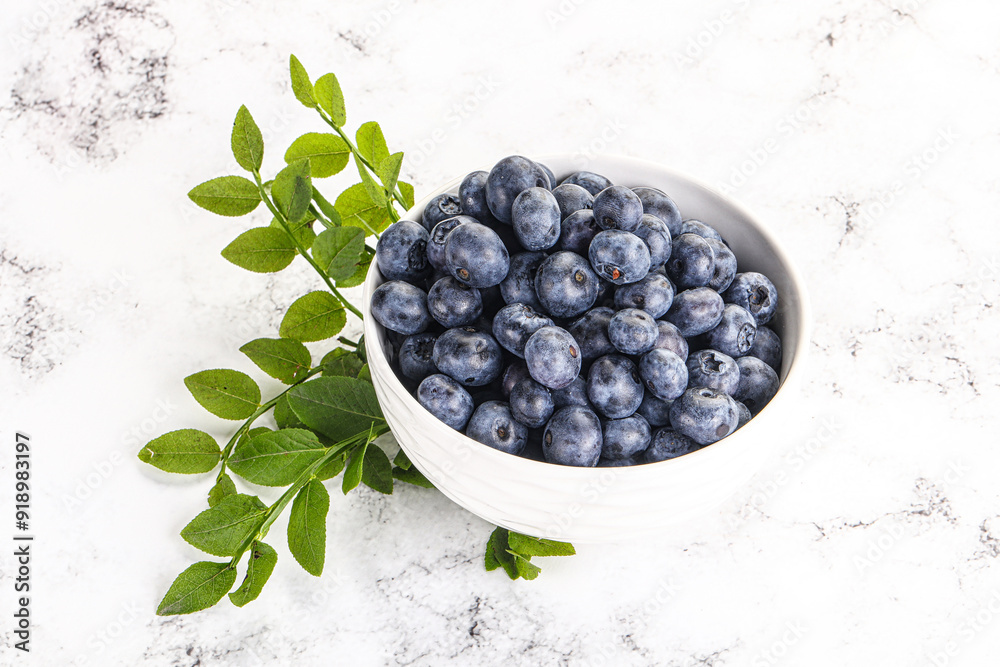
[141,56,575,615]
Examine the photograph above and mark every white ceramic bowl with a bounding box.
[364,155,810,544]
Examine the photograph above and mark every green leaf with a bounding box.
[336,254,372,288]
[228,429,326,487]
[287,376,384,443]
[376,152,403,194]
[288,479,329,576]
[231,105,264,172]
[184,369,261,420]
[273,394,306,429]
[221,227,296,273]
[485,528,519,579]
[312,227,365,281]
[315,451,347,481]
[393,449,412,470]
[342,440,367,494]
[188,176,261,217]
[279,291,346,342]
[240,338,311,384]
[207,474,237,508]
[355,121,389,165]
[356,160,386,206]
[321,348,364,378]
[229,541,277,607]
[507,533,576,558]
[361,445,393,494]
[357,364,372,383]
[392,466,435,489]
[507,551,541,580]
[312,188,341,228]
[398,181,415,209]
[272,159,313,224]
[138,429,220,474]
[157,561,237,616]
[335,183,391,236]
[289,55,316,109]
[314,73,347,127]
[284,133,350,178]
[180,494,268,557]
[270,214,316,251]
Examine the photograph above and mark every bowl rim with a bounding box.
[363,153,812,479]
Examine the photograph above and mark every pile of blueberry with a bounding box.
[370,156,782,467]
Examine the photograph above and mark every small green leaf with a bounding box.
[284,133,350,178]
[139,429,220,474]
[398,181,415,209]
[321,348,364,378]
[279,291,346,342]
[312,227,365,281]
[392,466,435,489]
[485,528,519,579]
[312,188,341,228]
[335,183,391,236]
[180,494,268,557]
[507,551,541,580]
[184,369,261,420]
[315,451,347,481]
[289,55,316,109]
[231,105,264,172]
[355,121,389,165]
[376,152,403,194]
[188,176,261,217]
[229,429,326,486]
[229,541,277,607]
[336,254,372,288]
[221,227,296,273]
[288,479,329,576]
[240,338,311,384]
[314,73,347,127]
[507,533,576,558]
[393,449,412,470]
[271,214,316,251]
[287,376,384,443]
[357,364,372,383]
[342,440,367,494]
[208,474,237,508]
[272,159,313,224]
[157,561,237,616]
[356,161,387,206]
[361,445,393,494]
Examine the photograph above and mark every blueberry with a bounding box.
[534,251,600,318]
[421,193,463,231]
[653,320,689,359]
[597,455,643,467]
[723,272,778,325]
[432,327,503,386]
[559,171,613,195]
[592,185,643,232]
[466,401,528,455]
[458,171,499,226]
[608,308,659,355]
[669,388,739,445]
[376,221,430,282]
[444,222,510,288]
[639,348,688,400]
[587,354,644,419]
[417,374,475,430]
[749,325,782,371]
[486,156,549,224]
[510,378,555,428]
[686,349,740,395]
[665,287,725,337]
[734,356,779,415]
[398,332,438,382]
[502,361,531,397]
[551,183,594,220]
[542,406,602,466]
[512,187,561,251]
[566,306,615,360]
[703,303,754,358]
[524,325,582,390]
[371,280,432,334]
[480,284,505,315]
[632,187,682,236]
[427,276,483,328]
[634,213,672,268]
[558,209,600,255]
[614,273,675,319]
[500,251,546,310]
[666,233,715,289]
[595,277,617,308]
[589,230,651,285]
[679,219,724,242]
[706,238,737,292]
[637,393,673,427]
[734,400,752,429]
[644,428,700,462]
[427,216,474,271]
[602,414,651,460]
[551,375,590,408]
[492,303,554,357]
[536,162,557,190]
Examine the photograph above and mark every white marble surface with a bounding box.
[2,0,1000,664]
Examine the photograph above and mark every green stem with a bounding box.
[252,170,364,321]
